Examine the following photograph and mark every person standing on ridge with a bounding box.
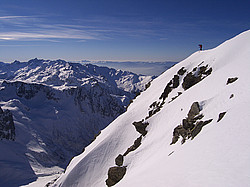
[199,44,202,51]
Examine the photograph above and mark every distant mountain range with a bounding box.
[0,59,152,186]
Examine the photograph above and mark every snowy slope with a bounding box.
[54,30,250,187]
[0,61,152,187]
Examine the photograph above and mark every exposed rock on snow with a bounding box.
[226,77,238,85]
[217,112,227,122]
[105,166,126,187]
[132,120,149,136]
[177,67,186,75]
[187,102,201,119]
[115,154,124,167]
[123,136,142,156]
[182,65,212,90]
[147,101,162,118]
[171,101,213,144]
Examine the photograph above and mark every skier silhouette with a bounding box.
[199,44,202,51]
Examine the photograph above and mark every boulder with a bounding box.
[187,102,201,120]
[115,154,124,166]
[182,72,201,90]
[227,77,238,85]
[106,166,126,187]
[217,112,226,122]
[132,121,149,136]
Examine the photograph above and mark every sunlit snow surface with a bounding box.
[54,30,250,187]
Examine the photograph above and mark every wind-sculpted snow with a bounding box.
[54,30,250,187]
[0,60,152,186]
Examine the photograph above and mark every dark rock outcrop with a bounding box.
[159,74,181,100]
[159,82,172,100]
[182,72,201,90]
[172,75,180,88]
[227,77,238,85]
[0,106,15,140]
[182,65,212,90]
[182,118,195,130]
[229,94,234,99]
[132,121,149,136]
[148,101,160,117]
[217,112,226,122]
[171,125,191,144]
[106,166,126,187]
[123,136,142,156]
[187,102,201,119]
[191,119,213,139]
[115,154,124,166]
[177,67,186,75]
[170,102,213,144]
[2,81,59,101]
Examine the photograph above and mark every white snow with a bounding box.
[54,30,250,187]
[0,60,152,186]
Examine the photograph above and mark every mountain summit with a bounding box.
[54,30,250,187]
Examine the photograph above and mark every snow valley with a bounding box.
[53,30,250,187]
[0,59,152,186]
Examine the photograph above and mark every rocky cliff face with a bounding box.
[0,106,15,141]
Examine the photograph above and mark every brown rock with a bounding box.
[187,102,201,120]
[132,121,149,136]
[115,154,124,166]
[106,166,126,187]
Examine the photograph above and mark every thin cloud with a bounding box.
[0,30,97,41]
[0,15,103,41]
[0,15,30,19]
[0,14,182,42]
[0,44,49,46]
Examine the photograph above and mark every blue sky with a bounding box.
[0,0,249,62]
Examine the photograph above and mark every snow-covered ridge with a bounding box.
[0,60,152,186]
[53,30,250,187]
[0,58,152,93]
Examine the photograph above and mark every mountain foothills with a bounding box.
[53,30,250,187]
[0,59,152,186]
